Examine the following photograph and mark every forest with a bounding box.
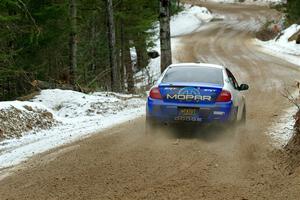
[0,0,180,100]
[286,0,300,25]
[0,0,299,100]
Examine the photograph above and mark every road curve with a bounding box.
[1,2,300,200]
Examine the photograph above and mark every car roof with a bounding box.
[168,63,225,70]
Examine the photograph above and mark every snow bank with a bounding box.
[171,5,212,37]
[0,102,56,139]
[34,89,143,119]
[135,5,213,88]
[206,0,285,5]
[266,86,300,148]
[267,107,297,148]
[259,25,300,147]
[256,24,300,67]
[0,89,145,170]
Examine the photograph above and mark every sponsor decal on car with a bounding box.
[166,87,212,101]
[166,94,211,101]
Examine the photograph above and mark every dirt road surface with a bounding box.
[1,2,300,200]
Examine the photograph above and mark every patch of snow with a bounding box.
[135,37,182,88]
[0,102,56,139]
[0,89,145,170]
[130,47,137,66]
[204,0,285,5]
[267,106,297,148]
[0,101,49,111]
[208,0,235,3]
[256,24,300,67]
[171,5,213,37]
[33,89,142,119]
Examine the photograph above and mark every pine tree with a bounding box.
[286,0,300,24]
[0,0,169,99]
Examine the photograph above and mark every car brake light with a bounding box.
[149,87,162,99]
[216,90,231,102]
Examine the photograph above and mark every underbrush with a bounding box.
[284,109,300,170]
[256,20,281,41]
[283,86,300,173]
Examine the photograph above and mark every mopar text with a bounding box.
[166,94,212,101]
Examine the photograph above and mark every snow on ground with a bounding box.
[258,25,300,147]
[266,86,300,148]
[0,89,145,170]
[0,102,56,139]
[267,106,298,148]
[171,5,213,37]
[135,5,214,88]
[135,37,182,88]
[204,0,285,5]
[256,24,300,67]
[256,18,299,148]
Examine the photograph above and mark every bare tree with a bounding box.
[281,85,300,110]
[106,0,121,92]
[69,0,77,86]
[159,0,172,73]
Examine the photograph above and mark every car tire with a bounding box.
[228,108,243,135]
[227,109,238,128]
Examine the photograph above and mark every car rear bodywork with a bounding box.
[146,63,248,125]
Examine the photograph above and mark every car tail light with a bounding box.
[149,87,162,99]
[216,90,231,102]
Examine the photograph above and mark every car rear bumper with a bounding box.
[146,98,234,124]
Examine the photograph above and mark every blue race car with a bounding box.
[146,63,249,132]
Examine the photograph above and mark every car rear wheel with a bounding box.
[228,107,246,135]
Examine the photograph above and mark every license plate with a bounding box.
[179,108,198,116]
[174,116,202,122]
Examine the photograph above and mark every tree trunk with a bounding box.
[124,41,135,94]
[120,19,125,91]
[106,0,120,92]
[159,0,172,73]
[90,12,97,76]
[134,37,148,71]
[69,0,77,86]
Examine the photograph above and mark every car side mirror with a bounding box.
[239,84,249,91]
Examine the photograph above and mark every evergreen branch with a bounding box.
[16,0,41,36]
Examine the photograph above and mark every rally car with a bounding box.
[146,63,249,132]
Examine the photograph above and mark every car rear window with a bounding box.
[162,66,224,85]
